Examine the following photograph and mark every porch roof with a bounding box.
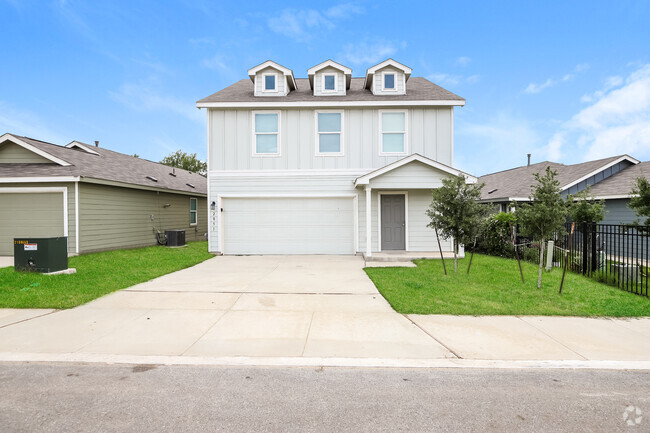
[354,153,477,188]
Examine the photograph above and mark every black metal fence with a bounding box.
[553,223,649,297]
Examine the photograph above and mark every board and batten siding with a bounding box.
[78,183,206,253]
[208,107,453,171]
[0,142,52,164]
[0,182,76,255]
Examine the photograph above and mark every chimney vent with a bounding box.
[527,154,531,166]
[94,141,99,147]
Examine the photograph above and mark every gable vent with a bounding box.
[146,176,158,182]
[186,183,195,188]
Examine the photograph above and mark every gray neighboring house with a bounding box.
[0,133,207,256]
[478,155,647,224]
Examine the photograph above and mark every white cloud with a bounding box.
[267,3,362,41]
[109,81,203,124]
[455,56,471,67]
[427,73,480,87]
[0,101,67,144]
[524,64,589,94]
[545,64,650,162]
[342,41,397,66]
[202,53,228,71]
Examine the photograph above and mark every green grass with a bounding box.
[364,254,650,317]
[0,241,213,309]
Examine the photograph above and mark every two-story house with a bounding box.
[196,59,476,257]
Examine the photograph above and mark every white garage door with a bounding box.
[222,197,355,254]
[0,192,65,255]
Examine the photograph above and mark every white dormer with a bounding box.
[307,60,352,96]
[65,141,100,155]
[248,60,297,97]
[364,59,412,96]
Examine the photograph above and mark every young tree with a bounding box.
[514,167,567,289]
[567,186,606,223]
[426,175,489,274]
[160,150,207,176]
[629,176,650,226]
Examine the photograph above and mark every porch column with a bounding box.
[365,186,372,257]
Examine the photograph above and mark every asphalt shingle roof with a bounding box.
[0,135,207,195]
[588,161,650,197]
[197,77,464,104]
[478,156,626,201]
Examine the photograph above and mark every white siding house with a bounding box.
[198,59,474,256]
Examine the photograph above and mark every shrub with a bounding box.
[475,213,515,258]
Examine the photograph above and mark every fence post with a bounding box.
[545,240,554,271]
[590,222,597,275]
[581,222,588,275]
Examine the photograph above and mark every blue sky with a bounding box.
[1,0,649,175]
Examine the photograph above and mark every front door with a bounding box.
[381,194,405,250]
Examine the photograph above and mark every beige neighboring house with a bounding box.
[0,133,207,256]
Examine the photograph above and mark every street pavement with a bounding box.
[0,255,648,367]
[0,363,648,432]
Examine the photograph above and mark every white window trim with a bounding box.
[262,73,278,93]
[322,73,337,93]
[314,110,344,157]
[190,197,198,226]
[251,110,281,157]
[382,71,397,92]
[377,191,409,252]
[379,109,408,156]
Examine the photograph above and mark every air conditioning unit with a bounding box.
[14,237,68,273]
[165,230,186,247]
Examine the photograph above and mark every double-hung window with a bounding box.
[189,198,197,226]
[253,111,280,156]
[316,111,343,156]
[380,111,407,154]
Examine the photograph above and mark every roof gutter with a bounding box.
[196,100,466,109]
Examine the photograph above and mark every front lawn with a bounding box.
[0,241,213,309]
[365,254,650,317]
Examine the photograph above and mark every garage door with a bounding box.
[222,197,355,254]
[0,192,65,255]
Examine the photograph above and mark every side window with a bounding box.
[380,111,407,154]
[190,198,197,225]
[316,111,343,156]
[253,112,280,156]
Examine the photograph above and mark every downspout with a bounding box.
[75,181,79,254]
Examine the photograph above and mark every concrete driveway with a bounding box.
[0,256,13,268]
[0,256,452,360]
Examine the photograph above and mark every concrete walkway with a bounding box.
[0,256,13,268]
[0,255,648,368]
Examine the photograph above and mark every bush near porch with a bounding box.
[365,254,650,317]
[0,241,213,309]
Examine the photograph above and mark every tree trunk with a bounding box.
[453,240,458,274]
[537,239,545,289]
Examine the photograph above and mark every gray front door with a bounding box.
[381,195,405,250]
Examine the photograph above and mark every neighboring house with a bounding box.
[196,58,475,256]
[478,155,646,224]
[0,133,207,256]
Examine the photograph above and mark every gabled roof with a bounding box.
[0,133,206,195]
[477,155,639,202]
[247,60,297,91]
[197,77,465,107]
[65,140,100,155]
[354,153,477,187]
[364,59,413,90]
[588,161,650,198]
[0,133,71,166]
[307,59,352,89]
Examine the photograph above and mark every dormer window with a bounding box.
[263,73,277,92]
[383,73,395,90]
[323,74,336,91]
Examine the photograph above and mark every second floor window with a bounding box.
[384,73,395,90]
[380,111,406,154]
[264,74,276,91]
[316,112,343,155]
[253,112,280,155]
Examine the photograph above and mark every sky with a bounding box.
[1,0,649,176]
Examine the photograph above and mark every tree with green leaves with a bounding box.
[567,186,606,223]
[514,166,567,289]
[426,175,489,274]
[629,176,650,226]
[160,150,207,176]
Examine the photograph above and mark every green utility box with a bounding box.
[14,237,68,273]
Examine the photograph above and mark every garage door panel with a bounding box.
[0,193,65,255]
[223,197,354,255]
